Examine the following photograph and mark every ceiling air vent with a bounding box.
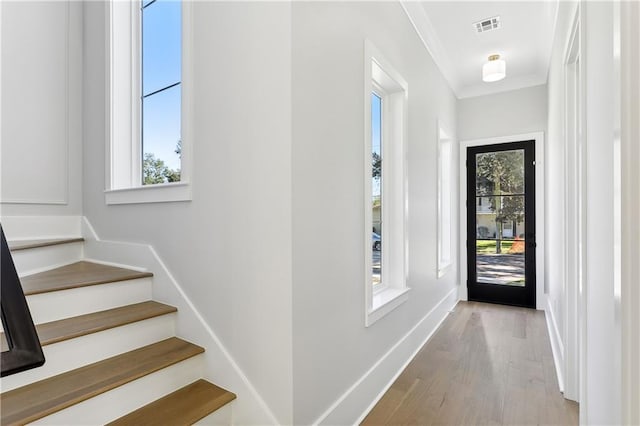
[474,16,501,33]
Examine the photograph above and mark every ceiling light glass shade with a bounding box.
[482,55,506,82]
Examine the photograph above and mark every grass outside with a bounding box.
[476,240,523,254]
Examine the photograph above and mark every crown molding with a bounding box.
[400,1,461,98]
[457,73,547,99]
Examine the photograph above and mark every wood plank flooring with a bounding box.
[8,238,84,251]
[0,338,203,426]
[20,261,153,295]
[107,379,236,426]
[1,301,177,351]
[362,301,578,426]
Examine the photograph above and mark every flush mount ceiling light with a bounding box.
[482,54,506,82]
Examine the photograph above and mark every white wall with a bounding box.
[457,84,547,142]
[85,2,459,423]
[291,2,458,424]
[620,3,640,424]
[0,1,83,216]
[82,2,293,424]
[583,2,621,424]
[545,0,578,401]
[548,1,627,423]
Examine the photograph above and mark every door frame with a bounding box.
[459,132,545,310]
[466,140,536,308]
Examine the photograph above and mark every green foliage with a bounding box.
[476,240,514,254]
[476,150,525,254]
[476,150,525,224]
[143,153,181,185]
[372,152,381,180]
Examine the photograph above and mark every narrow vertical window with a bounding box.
[364,41,409,326]
[371,92,382,287]
[107,0,192,203]
[437,125,453,277]
[141,0,182,185]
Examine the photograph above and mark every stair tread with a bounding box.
[21,261,153,295]
[0,301,177,351]
[0,337,204,426]
[8,237,84,251]
[107,379,236,426]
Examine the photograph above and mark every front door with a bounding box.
[467,141,536,308]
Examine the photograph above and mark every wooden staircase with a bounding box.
[1,238,235,425]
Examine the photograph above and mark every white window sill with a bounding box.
[437,262,452,278]
[366,286,410,326]
[105,182,192,205]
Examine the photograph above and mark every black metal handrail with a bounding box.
[1,224,45,377]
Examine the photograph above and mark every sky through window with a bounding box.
[142,0,181,173]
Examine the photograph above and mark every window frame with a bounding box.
[104,0,193,205]
[371,86,384,292]
[364,40,409,327]
[437,121,454,277]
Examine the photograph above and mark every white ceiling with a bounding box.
[413,1,558,99]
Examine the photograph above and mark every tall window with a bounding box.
[437,125,453,277]
[106,0,191,204]
[364,41,409,326]
[141,0,182,185]
[371,92,382,287]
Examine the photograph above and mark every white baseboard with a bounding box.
[458,282,468,301]
[81,217,279,425]
[545,296,565,393]
[312,286,459,426]
[0,215,81,239]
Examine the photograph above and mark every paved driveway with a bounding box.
[477,254,525,286]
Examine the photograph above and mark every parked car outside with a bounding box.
[372,232,381,251]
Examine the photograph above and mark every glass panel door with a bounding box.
[467,141,536,308]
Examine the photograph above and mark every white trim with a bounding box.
[620,2,640,424]
[400,1,556,100]
[458,132,546,310]
[1,1,70,206]
[180,0,194,187]
[436,120,454,278]
[62,0,70,206]
[399,1,459,97]
[612,4,624,425]
[0,215,81,240]
[106,0,137,190]
[105,182,191,205]
[561,5,583,403]
[368,288,411,326]
[104,0,192,202]
[576,2,589,417]
[364,40,409,327]
[313,288,459,426]
[1,198,69,205]
[545,296,565,393]
[81,217,280,425]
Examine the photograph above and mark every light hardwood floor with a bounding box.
[362,301,578,425]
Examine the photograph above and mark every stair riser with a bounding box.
[2,314,176,392]
[13,243,83,277]
[27,278,153,324]
[33,355,204,425]
[195,403,234,426]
